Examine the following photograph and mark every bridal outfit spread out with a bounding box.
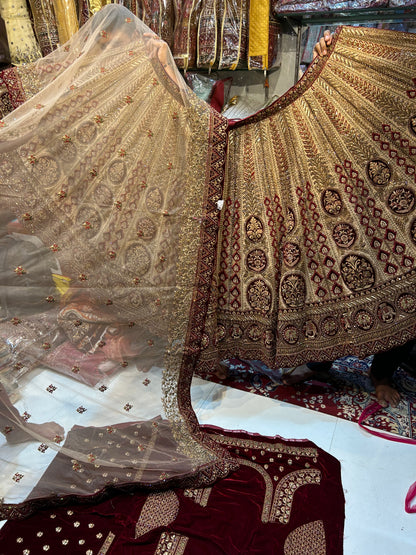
[0,3,415,528]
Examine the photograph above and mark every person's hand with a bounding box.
[143,32,163,58]
[144,32,179,85]
[313,30,333,59]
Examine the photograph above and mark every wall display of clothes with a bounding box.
[300,19,416,66]
[273,0,416,14]
[0,0,282,71]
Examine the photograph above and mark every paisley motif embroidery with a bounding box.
[247,279,272,312]
[245,216,264,242]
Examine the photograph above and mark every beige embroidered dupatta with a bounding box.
[0,5,235,519]
[198,26,416,373]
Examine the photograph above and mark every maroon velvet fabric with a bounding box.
[0,426,344,554]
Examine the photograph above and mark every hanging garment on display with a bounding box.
[53,0,79,44]
[218,0,248,70]
[248,0,270,70]
[0,67,26,118]
[27,0,60,56]
[0,0,42,65]
[172,0,202,70]
[197,0,218,69]
[139,0,175,47]
[198,25,416,372]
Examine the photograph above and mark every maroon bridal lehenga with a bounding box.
[0,4,416,551]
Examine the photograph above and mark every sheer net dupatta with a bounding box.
[0,4,235,519]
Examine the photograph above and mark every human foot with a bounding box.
[4,421,65,444]
[282,364,330,386]
[214,364,229,380]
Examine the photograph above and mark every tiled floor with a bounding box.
[191,376,416,555]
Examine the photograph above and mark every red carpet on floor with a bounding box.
[196,356,416,440]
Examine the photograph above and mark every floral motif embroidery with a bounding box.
[155,531,188,554]
[270,469,321,524]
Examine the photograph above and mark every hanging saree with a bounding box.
[27,0,60,56]
[0,4,235,519]
[218,0,248,70]
[172,0,202,70]
[53,0,80,44]
[198,26,416,375]
[139,0,175,48]
[197,0,218,69]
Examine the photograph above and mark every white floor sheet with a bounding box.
[191,377,416,555]
[1,368,415,555]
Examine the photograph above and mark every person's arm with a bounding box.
[144,33,179,85]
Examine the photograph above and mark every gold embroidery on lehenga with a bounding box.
[184,486,213,507]
[212,434,319,459]
[388,187,415,214]
[197,25,416,371]
[281,274,306,309]
[239,460,273,523]
[247,279,272,312]
[367,159,392,187]
[135,490,179,538]
[155,531,189,554]
[246,249,268,272]
[339,254,375,292]
[245,216,264,242]
[98,531,116,555]
[270,469,321,524]
[332,223,357,249]
[284,520,326,555]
